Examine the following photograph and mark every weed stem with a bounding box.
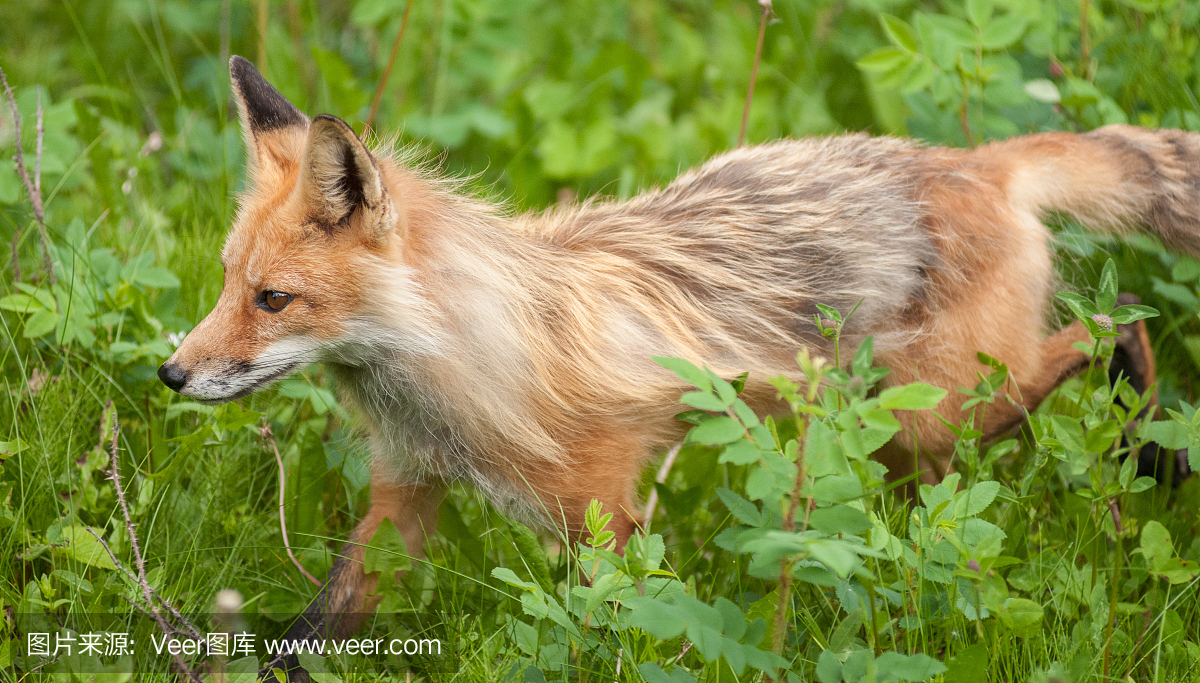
[366,0,415,133]
[738,1,772,147]
[261,419,323,587]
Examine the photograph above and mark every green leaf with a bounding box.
[362,518,412,577]
[944,643,989,683]
[1050,414,1086,453]
[628,600,687,640]
[729,371,749,394]
[966,0,993,27]
[59,526,117,570]
[716,487,762,527]
[807,505,872,535]
[1172,256,1200,282]
[689,416,745,445]
[1129,476,1157,493]
[296,651,343,683]
[679,391,728,412]
[874,651,948,681]
[1152,279,1198,308]
[1024,79,1061,103]
[998,597,1044,633]
[1110,304,1159,324]
[491,567,537,590]
[509,520,554,594]
[959,480,1001,517]
[720,439,766,465]
[1120,452,1137,488]
[1061,77,1101,107]
[1056,292,1099,322]
[134,266,181,289]
[0,439,30,457]
[1143,420,1189,449]
[655,356,712,392]
[577,572,620,615]
[806,538,864,577]
[881,14,919,52]
[0,293,42,312]
[816,650,843,683]
[1141,520,1174,573]
[879,383,948,410]
[979,15,1027,48]
[639,662,697,683]
[857,47,911,73]
[1097,260,1118,312]
[816,303,843,322]
[23,309,59,338]
[215,403,262,432]
[226,655,260,683]
[1158,557,1199,584]
[852,336,875,377]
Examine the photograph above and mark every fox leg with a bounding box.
[525,431,644,550]
[1106,295,1189,483]
[882,311,1160,485]
[263,472,441,679]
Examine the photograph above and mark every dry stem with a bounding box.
[738,1,773,147]
[261,419,322,587]
[641,443,682,530]
[365,0,415,133]
[85,404,202,682]
[256,0,269,72]
[0,67,54,284]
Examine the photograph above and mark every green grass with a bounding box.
[2,0,1200,681]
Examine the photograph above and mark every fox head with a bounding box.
[158,56,410,403]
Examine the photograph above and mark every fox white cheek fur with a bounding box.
[177,335,325,403]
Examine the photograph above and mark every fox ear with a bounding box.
[297,115,396,242]
[229,55,308,180]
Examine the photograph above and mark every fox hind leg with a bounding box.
[883,305,1167,486]
[1109,294,1191,484]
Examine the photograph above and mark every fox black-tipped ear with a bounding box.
[229,56,308,180]
[230,56,306,134]
[297,115,396,241]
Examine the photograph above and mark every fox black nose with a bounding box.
[157,363,188,392]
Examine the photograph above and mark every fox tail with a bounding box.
[993,124,1200,254]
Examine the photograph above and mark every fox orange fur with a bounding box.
[161,57,1195,652]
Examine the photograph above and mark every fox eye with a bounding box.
[261,290,293,312]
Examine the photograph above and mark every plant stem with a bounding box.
[738,1,771,147]
[1,68,54,285]
[366,0,414,133]
[772,412,808,656]
[958,72,974,146]
[1152,583,1171,683]
[256,0,269,71]
[286,0,315,105]
[866,578,882,655]
[1080,0,1090,75]
[261,419,322,587]
[642,443,682,531]
[1102,527,1123,677]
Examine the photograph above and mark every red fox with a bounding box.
[162,57,1190,649]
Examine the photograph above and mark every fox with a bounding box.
[161,56,1192,666]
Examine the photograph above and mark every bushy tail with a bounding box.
[991,124,1200,254]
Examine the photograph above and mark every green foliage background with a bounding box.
[1,0,1200,681]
